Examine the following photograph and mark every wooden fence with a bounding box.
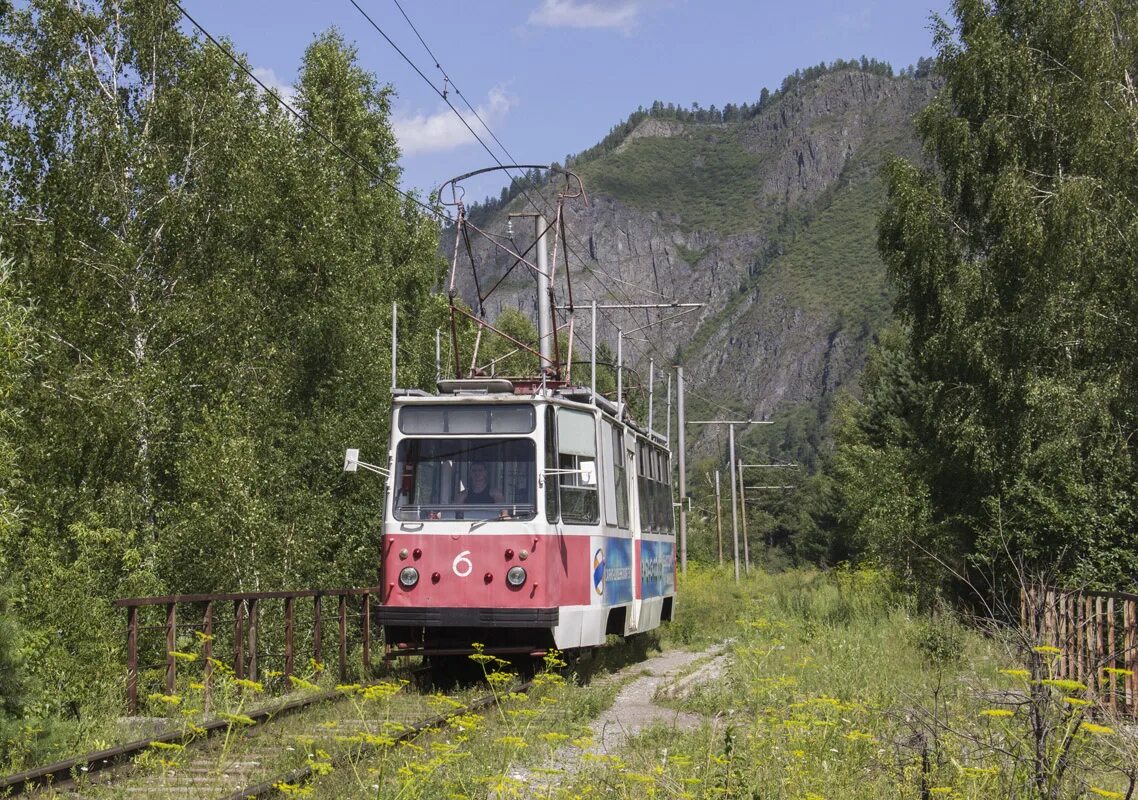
[1021,586,1138,714]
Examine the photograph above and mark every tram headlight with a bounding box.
[506,566,527,587]
[399,567,419,588]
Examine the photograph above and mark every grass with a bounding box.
[56,568,1138,798]
[558,566,1138,799]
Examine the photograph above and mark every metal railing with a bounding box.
[115,588,378,714]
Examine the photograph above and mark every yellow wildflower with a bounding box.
[998,668,1030,678]
[1081,722,1116,736]
[1040,678,1087,694]
[979,709,1014,718]
[1090,788,1124,799]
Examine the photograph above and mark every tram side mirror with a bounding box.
[343,448,360,473]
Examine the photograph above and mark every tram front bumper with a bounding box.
[376,606,559,627]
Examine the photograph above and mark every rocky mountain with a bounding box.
[446,68,939,464]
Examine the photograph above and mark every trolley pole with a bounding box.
[676,366,687,576]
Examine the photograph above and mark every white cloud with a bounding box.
[252,67,296,108]
[392,87,518,156]
[527,0,645,32]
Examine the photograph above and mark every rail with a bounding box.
[115,587,379,714]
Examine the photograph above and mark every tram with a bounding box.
[368,165,677,660]
[376,381,676,658]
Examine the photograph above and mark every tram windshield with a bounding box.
[393,438,536,521]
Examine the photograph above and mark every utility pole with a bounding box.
[738,463,799,554]
[714,470,723,566]
[689,419,774,582]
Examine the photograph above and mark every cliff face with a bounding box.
[446,70,937,461]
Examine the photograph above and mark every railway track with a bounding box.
[0,670,532,799]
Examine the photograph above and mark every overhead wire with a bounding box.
[352,0,554,224]
[170,0,448,223]
[367,0,731,423]
[379,0,688,327]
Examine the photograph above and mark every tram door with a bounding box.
[625,429,641,632]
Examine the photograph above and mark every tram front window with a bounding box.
[394,438,536,521]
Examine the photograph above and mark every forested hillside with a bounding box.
[0,0,442,748]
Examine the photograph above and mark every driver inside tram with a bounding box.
[459,462,505,505]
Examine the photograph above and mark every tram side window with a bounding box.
[659,449,675,535]
[545,406,559,523]
[556,409,598,525]
[612,425,629,529]
[637,443,651,532]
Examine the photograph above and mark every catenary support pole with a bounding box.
[590,300,597,404]
[728,424,740,583]
[739,459,750,574]
[677,366,687,576]
[390,302,398,391]
[715,470,723,566]
[536,215,552,369]
[648,358,655,432]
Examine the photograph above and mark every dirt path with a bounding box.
[584,644,726,755]
[508,642,728,794]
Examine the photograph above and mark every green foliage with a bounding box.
[0,0,442,748]
[857,0,1138,591]
[478,307,540,377]
[0,253,31,750]
[579,128,764,235]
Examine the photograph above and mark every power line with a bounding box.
[376,0,677,320]
[389,0,521,175]
[171,0,447,223]
[350,0,553,223]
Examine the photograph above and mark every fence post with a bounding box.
[338,595,348,682]
[1093,596,1103,696]
[203,601,213,711]
[313,595,323,669]
[248,598,259,682]
[1058,593,1068,679]
[165,602,177,695]
[126,605,139,715]
[1108,597,1117,712]
[1075,593,1084,683]
[1046,590,1056,649]
[362,592,371,672]
[234,600,246,680]
[1125,600,1136,714]
[285,596,295,688]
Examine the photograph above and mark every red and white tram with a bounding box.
[376,380,676,659]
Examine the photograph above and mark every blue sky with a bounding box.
[186,0,952,203]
